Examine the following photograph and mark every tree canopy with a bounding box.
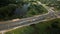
[0,0,18,7]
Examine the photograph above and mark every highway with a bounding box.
[0,1,60,33]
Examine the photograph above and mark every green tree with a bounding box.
[0,0,9,6]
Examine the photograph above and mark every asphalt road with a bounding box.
[0,1,59,31]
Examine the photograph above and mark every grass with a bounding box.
[0,33,1,34]
[5,18,60,34]
[5,26,35,34]
[35,18,60,34]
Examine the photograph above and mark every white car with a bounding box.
[32,19,36,21]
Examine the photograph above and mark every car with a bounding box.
[32,19,36,21]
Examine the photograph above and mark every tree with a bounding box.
[0,0,18,7]
[0,0,9,6]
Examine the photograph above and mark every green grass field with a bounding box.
[5,18,60,34]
